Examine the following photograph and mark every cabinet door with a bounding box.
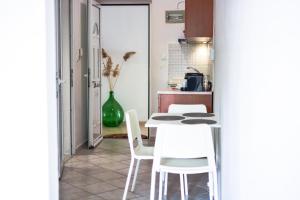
[159,94,213,113]
[185,0,213,38]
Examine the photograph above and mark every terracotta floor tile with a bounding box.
[92,171,125,181]
[80,182,117,195]
[98,189,139,200]
[63,174,101,187]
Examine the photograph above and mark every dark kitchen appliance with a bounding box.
[181,72,204,91]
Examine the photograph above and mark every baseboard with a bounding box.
[76,139,88,150]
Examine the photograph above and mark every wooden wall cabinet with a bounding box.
[185,0,213,38]
[158,93,213,113]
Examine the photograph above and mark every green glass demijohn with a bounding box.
[102,91,124,127]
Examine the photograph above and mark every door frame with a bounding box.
[100,4,151,138]
[55,0,64,178]
[55,0,73,176]
[69,0,77,154]
[87,2,103,148]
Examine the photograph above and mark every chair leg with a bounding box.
[184,174,188,196]
[131,159,140,192]
[164,172,168,196]
[180,174,185,200]
[213,170,219,200]
[122,158,135,200]
[150,166,156,200]
[159,171,163,200]
[208,172,213,200]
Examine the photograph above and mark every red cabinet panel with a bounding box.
[185,0,213,38]
[158,93,213,113]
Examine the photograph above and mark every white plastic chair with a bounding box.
[168,104,207,113]
[123,110,154,200]
[150,124,218,200]
[164,103,208,197]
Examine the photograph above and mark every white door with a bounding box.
[59,0,72,158]
[71,0,89,151]
[57,0,72,177]
[57,0,67,177]
[87,1,102,148]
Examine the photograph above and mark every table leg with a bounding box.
[148,127,151,144]
[213,128,221,200]
[214,128,220,167]
[147,128,157,146]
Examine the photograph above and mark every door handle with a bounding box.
[58,79,66,85]
[76,48,84,63]
[91,80,101,88]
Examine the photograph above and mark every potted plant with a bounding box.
[101,48,136,127]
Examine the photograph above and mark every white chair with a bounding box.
[168,104,207,113]
[150,124,218,200]
[123,110,154,200]
[164,103,208,197]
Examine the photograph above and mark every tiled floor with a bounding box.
[60,139,209,200]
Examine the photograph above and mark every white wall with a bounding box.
[101,5,149,121]
[150,0,184,112]
[0,0,58,199]
[214,0,300,200]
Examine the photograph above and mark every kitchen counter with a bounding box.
[158,88,213,95]
[158,89,213,113]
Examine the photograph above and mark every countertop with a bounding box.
[158,88,213,95]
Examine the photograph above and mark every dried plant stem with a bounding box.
[112,61,124,90]
[108,76,113,91]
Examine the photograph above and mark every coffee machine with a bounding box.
[181,72,204,91]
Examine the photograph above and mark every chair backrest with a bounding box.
[125,110,144,155]
[154,124,215,169]
[168,104,207,113]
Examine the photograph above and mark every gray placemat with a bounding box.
[181,119,217,124]
[182,113,215,117]
[152,116,186,121]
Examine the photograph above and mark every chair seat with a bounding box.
[159,158,210,174]
[134,145,154,159]
[150,124,218,200]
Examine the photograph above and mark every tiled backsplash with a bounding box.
[168,43,213,83]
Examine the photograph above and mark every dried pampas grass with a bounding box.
[102,48,108,59]
[123,52,136,61]
[106,57,113,71]
[101,48,136,91]
[112,64,120,77]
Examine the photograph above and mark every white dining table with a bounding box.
[145,112,222,199]
[145,112,221,128]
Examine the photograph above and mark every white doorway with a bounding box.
[57,2,149,158]
[70,0,103,150]
[101,5,149,138]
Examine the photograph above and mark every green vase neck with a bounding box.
[109,91,114,99]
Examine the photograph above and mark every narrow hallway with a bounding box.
[60,139,210,200]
